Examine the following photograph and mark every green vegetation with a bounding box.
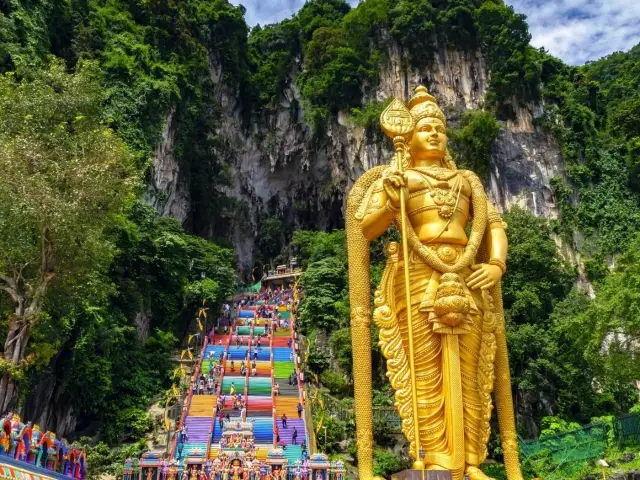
[0,61,138,410]
[0,0,238,452]
[373,449,412,477]
[540,46,640,258]
[449,110,501,178]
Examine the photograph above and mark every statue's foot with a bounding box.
[466,466,494,480]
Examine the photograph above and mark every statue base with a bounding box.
[391,470,452,480]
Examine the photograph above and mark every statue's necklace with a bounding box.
[414,167,462,219]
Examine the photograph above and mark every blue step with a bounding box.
[227,347,249,360]
[273,347,293,361]
[175,442,207,459]
[204,345,227,357]
[283,445,303,464]
[247,417,273,443]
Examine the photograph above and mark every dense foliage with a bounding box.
[248,0,542,126]
[0,0,239,447]
[0,60,138,410]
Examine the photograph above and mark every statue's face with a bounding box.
[410,117,447,161]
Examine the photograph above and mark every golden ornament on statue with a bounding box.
[346,86,523,480]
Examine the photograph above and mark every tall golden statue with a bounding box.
[347,87,523,480]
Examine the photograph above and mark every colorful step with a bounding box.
[273,328,290,337]
[252,361,271,376]
[183,416,212,443]
[272,337,291,347]
[237,326,251,336]
[274,418,306,444]
[273,361,295,379]
[282,445,303,464]
[227,347,249,360]
[221,376,244,394]
[272,348,293,361]
[249,417,273,443]
[275,397,301,417]
[188,395,216,416]
[247,377,271,395]
[178,442,208,458]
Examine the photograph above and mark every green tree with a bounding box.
[449,110,501,178]
[257,216,284,263]
[373,449,411,477]
[298,257,348,331]
[0,60,138,410]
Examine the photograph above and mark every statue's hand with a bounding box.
[382,168,407,208]
[467,263,503,290]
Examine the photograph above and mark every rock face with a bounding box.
[21,358,77,437]
[145,107,190,224]
[148,38,566,270]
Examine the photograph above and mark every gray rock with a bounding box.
[147,36,566,273]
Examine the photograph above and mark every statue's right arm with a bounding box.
[360,188,397,241]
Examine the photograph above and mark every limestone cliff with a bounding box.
[148,37,566,270]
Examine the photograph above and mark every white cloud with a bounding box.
[230,0,359,26]
[231,0,640,65]
[231,0,303,26]
[507,0,640,64]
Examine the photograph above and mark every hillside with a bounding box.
[0,0,639,475]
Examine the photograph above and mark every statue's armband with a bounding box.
[487,201,507,230]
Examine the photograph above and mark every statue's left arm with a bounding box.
[468,202,508,290]
[486,203,508,268]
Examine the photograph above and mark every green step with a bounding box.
[274,362,295,378]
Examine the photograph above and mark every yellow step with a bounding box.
[256,448,269,460]
[188,396,216,415]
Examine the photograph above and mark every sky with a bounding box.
[230,0,640,65]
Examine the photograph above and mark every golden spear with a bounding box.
[380,99,424,470]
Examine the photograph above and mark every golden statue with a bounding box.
[347,86,523,480]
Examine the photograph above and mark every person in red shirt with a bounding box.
[274,425,280,443]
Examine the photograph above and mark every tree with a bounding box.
[0,60,138,410]
[257,216,284,263]
[449,110,501,179]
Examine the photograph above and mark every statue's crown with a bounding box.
[408,86,446,126]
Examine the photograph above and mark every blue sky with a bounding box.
[230,0,640,65]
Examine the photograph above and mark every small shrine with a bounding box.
[0,413,86,480]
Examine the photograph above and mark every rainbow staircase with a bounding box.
[174,290,310,466]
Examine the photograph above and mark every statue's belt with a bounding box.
[391,245,483,335]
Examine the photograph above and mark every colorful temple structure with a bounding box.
[0,413,86,480]
[126,283,346,480]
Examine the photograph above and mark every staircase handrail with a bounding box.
[270,312,276,448]
[170,335,209,459]
[289,305,309,451]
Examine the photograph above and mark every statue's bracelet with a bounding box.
[385,200,400,214]
[488,259,507,274]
